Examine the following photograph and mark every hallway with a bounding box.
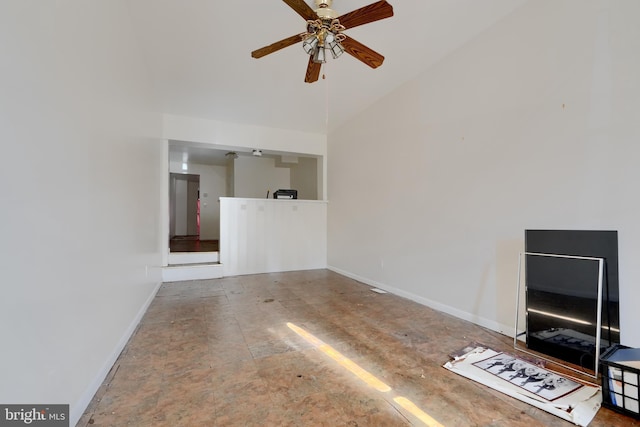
[78,270,635,426]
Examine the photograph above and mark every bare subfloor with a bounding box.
[78,270,637,426]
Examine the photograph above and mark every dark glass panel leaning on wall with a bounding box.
[525,230,620,371]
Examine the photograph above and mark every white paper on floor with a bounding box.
[443,346,602,426]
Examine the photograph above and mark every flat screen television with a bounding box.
[525,230,620,371]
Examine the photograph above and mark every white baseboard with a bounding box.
[327,265,514,338]
[70,280,162,426]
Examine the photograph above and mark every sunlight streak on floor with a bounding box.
[394,396,445,427]
[287,322,390,392]
[286,322,445,426]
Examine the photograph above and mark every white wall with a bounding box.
[327,0,640,346]
[234,156,290,199]
[290,157,319,200]
[229,155,319,200]
[199,165,226,239]
[0,2,163,424]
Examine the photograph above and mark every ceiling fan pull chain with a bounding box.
[324,64,330,130]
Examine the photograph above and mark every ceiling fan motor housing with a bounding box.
[314,0,338,19]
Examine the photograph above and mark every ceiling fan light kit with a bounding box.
[251,0,394,83]
[303,17,346,64]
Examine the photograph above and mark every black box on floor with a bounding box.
[600,344,640,419]
[273,189,297,199]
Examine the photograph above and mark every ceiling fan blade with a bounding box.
[251,34,303,59]
[337,0,393,30]
[304,56,321,83]
[341,36,385,68]
[283,0,318,21]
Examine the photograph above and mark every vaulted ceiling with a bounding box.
[128,0,527,136]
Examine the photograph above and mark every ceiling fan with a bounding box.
[251,0,394,83]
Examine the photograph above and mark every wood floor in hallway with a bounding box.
[78,270,637,426]
[169,236,218,252]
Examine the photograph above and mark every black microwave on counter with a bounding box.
[273,189,297,199]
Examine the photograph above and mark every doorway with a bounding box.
[169,173,214,252]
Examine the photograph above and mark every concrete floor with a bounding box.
[78,269,637,426]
